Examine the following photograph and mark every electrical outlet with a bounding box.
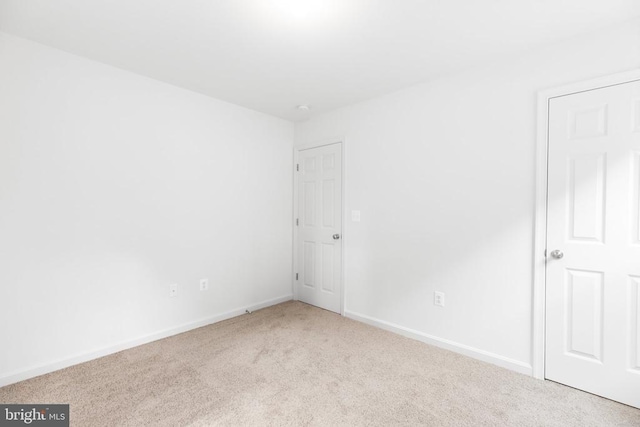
[199,278,209,291]
[169,283,178,297]
[434,291,445,307]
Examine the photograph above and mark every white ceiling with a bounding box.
[1,1,639,121]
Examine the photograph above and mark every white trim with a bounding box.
[345,310,532,376]
[295,137,344,152]
[0,294,293,388]
[533,68,640,380]
[340,139,347,315]
[293,138,346,315]
[532,89,550,380]
[291,146,298,302]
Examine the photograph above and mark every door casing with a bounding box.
[533,69,640,379]
[293,139,346,315]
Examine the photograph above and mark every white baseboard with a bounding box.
[0,294,293,388]
[344,310,533,376]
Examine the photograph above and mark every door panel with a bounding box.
[297,143,342,313]
[630,276,640,372]
[633,152,640,245]
[546,80,640,408]
[321,243,335,292]
[303,182,316,226]
[564,269,603,361]
[566,153,606,242]
[303,241,315,288]
[322,179,335,227]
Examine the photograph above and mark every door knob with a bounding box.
[550,250,564,259]
[333,234,341,240]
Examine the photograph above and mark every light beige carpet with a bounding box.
[1,301,638,426]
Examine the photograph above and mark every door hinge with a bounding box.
[296,164,299,171]
[296,218,299,226]
[296,273,299,280]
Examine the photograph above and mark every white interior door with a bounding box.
[296,143,342,313]
[546,79,640,408]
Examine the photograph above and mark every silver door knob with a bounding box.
[333,234,340,240]
[550,250,564,259]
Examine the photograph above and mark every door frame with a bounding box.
[532,69,640,379]
[292,138,346,315]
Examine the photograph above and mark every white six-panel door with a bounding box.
[546,80,640,408]
[296,143,342,313]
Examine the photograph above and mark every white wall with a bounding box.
[0,33,293,385]
[295,20,640,373]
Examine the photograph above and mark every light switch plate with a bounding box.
[351,210,361,222]
[434,291,445,307]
